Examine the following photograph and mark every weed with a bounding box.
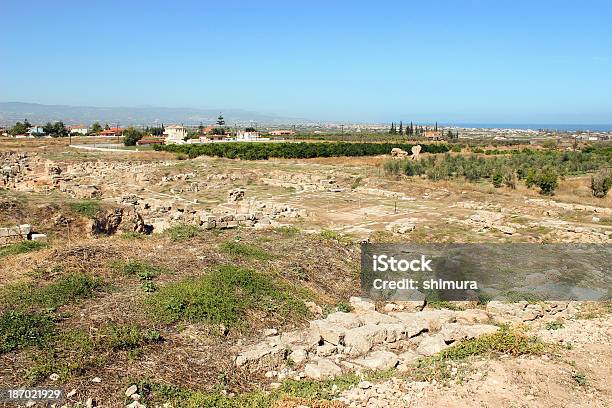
[426,300,465,311]
[335,302,353,313]
[166,224,203,241]
[318,230,354,246]
[136,373,361,407]
[0,311,55,353]
[26,324,162,382]
[573,372,588,386]
[545,321,564,330]
[146,265,307,327]
[121,231,145,240]
[0,273,104,311]
[109,260,167,279]
[278,373,361,400]
[274,226,300,236]
[0,240,47,258]
[219,241,272,260]
[419,326,544,366]
[70,200,102,217]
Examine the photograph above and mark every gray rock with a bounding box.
[344,324,387,356]
[316,343,337,357]
[289,348,308,365]
[235,342,287,372]
[125,385,138,397]
[325,311,361,329]
[351,350,399,371]
[416,334,448,356]
[309,320,346,346]
[304,359,342,379]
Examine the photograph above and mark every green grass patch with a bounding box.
[26,324,162,382]
[0,273,104,311]
[146,265,307,327]
[318,230,354,246]
[166,224,203,241]
[219,241,272,260]
[136,373,362,407]
[70,200,102,217]
[0,240,47,258]
[408,327,544,383]
[278,374,361,400]
[120,231,145,240]
[273,226,301,236]
[420,326,544,366]
[0,311,55,354]
[426,300,466,311]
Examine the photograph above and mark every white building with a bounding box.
[70,125,89,135]
[27,126,44,136]
[164,125,188,144]
[236,130,260,141]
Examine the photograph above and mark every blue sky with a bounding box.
[1,0,611,123]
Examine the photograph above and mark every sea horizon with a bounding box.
[448,123,612,132]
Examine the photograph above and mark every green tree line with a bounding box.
[154,142,450,160]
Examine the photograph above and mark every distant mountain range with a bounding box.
[0,102,310,126]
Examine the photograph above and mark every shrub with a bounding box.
[123,127,145,146]
[492,170,503,188]
[533,168,559,195]
[591,168,612,198]
[503,169,517,189]
[155,142,450,160]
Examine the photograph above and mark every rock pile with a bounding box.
[235,297,576,382]
[234,297,542,381]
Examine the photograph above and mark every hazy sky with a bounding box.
[1,0,611,123]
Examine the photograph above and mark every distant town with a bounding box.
[1,113,610,149]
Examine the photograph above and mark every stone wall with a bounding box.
[0,224,31,244]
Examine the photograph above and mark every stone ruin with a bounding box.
[1,152,31,188]
[410,144,422,160]
[234,296,574,381]
[390,145,421,160]
[261,171,344,192]
[0,224,47,245]
[228,188,245,202]
[390,148,409,158]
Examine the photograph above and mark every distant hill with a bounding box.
[0,102,309,126]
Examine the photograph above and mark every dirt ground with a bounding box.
[0,139,610,407]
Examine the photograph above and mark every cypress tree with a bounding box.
[398,121,403,135]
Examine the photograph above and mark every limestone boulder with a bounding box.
[344,324,387,356]
[304,359,342,379]
[416,334,448,356]
[351,351,399,371]
[235,343,288,372]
